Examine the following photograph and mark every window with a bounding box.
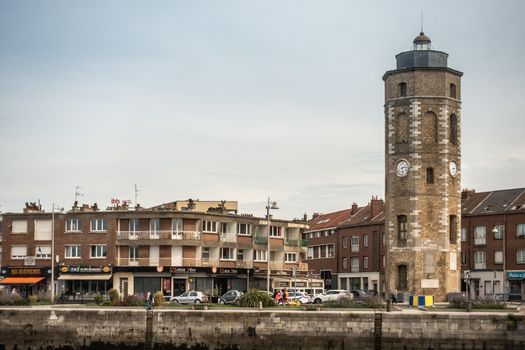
[319,245,327,258]
[398,215,408,240]
[517,250,525,264]
[270,226,282,237]
[34,220,52,240]
[11,220,28,234]
[129,219,139,232]
[307,247,313,259]
[172,218,183,232]
[474,251,486,269]
[328,244,335,258]
[461,227,467,242]
[396,113,409,144]
[150,218,160,232]
[129,246,139,261]
[237,223,251,235]
[285,253,297,263]
[493,225,504,239]
[342,257,348,270]
[65,245,81,259]
[351,236,359,252]
[202,247,210,260]
[11,245,27,259]
[237,249,244,261]
[382,255,385,268]
[342,237,348,248]
[461,251,467,265]
[517,224,525,238]
[450,83,457,99]
[90,219,107,232]
[90,245,107,258]
[474,226,486,245]
[66,219,82,232]
[398,265,408,290]
[449,215,458,243]
[494,251,503,264]
[220,247,234,260]
[202,220,217,233]
[449,114,458,145]
[382,233,385,245]
[254,250,267,262]
[399,82,407,97]
[350,257,359,272]
[363,256,369,269]
[363,235,369,248]
[36,245,51,259]
[426,168,434,184]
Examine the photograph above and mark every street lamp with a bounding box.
[266,197,279,294]
[492,225,505,301]
[51,204,63,303]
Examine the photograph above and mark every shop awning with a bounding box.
[58,274,111,281]
[0,277,45,284]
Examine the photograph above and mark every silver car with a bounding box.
[170,290,208,304]
[218,290,243,305]
[288,291,311,304]
[312,290,352,304]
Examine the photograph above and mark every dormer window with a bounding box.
[399,82,407,97]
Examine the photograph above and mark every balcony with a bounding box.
[117,230,201,241]
[254,236,268,244]
[236,260,254,269]
[285,239,299,247]
[201,258,220,267]
[270,262,284,270]
[300,239,308,247]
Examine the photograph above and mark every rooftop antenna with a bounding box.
[420,11,424,33]
[134,183,140,205]
[75,186,84,203]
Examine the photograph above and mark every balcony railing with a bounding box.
[285,239,298,247]
[254,236,268,244]
[116,257,255,269]
[117,230,201,241]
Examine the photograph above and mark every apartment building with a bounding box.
[306,188,525,301]
[1,199,310,300]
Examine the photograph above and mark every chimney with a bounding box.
[462,188,476,200]
[303,213,308,221]
[351,202,359,215]
[370,196,384,218]
[312,213,320,220]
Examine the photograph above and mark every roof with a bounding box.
[462,188,525,216]
[413,32,431,44]
[339,203,385,228]
[306,209,354,232]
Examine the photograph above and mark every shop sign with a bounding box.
[507,271,525,280]
[274,281,289,287]
[218,268,238,274]
[310,282,324,287]
[60,266,112,274]
[171,267,197,274]
[1,267,49,277]
[292,281,307,287]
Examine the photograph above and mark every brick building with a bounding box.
[1,199,315,300]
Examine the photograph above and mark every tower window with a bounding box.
[449,215,458,243]
[399,82,407,97]
[450,83,457,99]
[398,264,408,290]
[395,113,409,144]
[449,114,458,145]
[422,112,438,144]
[426,168,434,184]
[398,215,408,241]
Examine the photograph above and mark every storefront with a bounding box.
[507,271,525,301]
[0,266,50,297]
[57,265,112,302]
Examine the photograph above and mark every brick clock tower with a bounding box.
[383,32,463,301]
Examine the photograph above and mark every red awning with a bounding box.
[0,277,45,284]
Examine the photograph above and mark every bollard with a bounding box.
[466,301,472,312]
[386,299,392,312]
[258,301,263,309]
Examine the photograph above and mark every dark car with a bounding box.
[350,290,368,300]
[218,290,243,305]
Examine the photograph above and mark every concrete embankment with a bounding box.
[0,307,524,349]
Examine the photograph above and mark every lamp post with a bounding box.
[492,225,506,302]
[266,197,279,294]
[51,204,63,303]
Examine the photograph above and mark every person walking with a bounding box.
[283,288,289,305]
[146,292,154,310]
[392,289,398,305]
[274,290,281,305]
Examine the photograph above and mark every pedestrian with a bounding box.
[274,290,281,305]
[283,288,289,305]
[392,289,398,305]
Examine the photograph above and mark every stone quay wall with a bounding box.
[0,308,524,350]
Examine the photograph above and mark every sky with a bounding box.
[1,0,524,220]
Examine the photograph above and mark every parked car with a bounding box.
[312,290,352,304]
[287,291,311,304]
[350,290,368,300]
[170,291,208,304]
[218,290,243,305]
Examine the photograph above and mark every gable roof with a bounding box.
[306,209,354,232]
[462,188,525,216]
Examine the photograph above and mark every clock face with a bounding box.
[396,160,409,177]
[449,161,458,177]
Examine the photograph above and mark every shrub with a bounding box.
[239,289,275,308]
[154,291,164,307]
[473,298,505,310]
[323,295,384,309]
[114,294,145,307]
[108,288,120,304]
[94,294,103,305]
[28,295,38,305]
[447,293,466,308]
